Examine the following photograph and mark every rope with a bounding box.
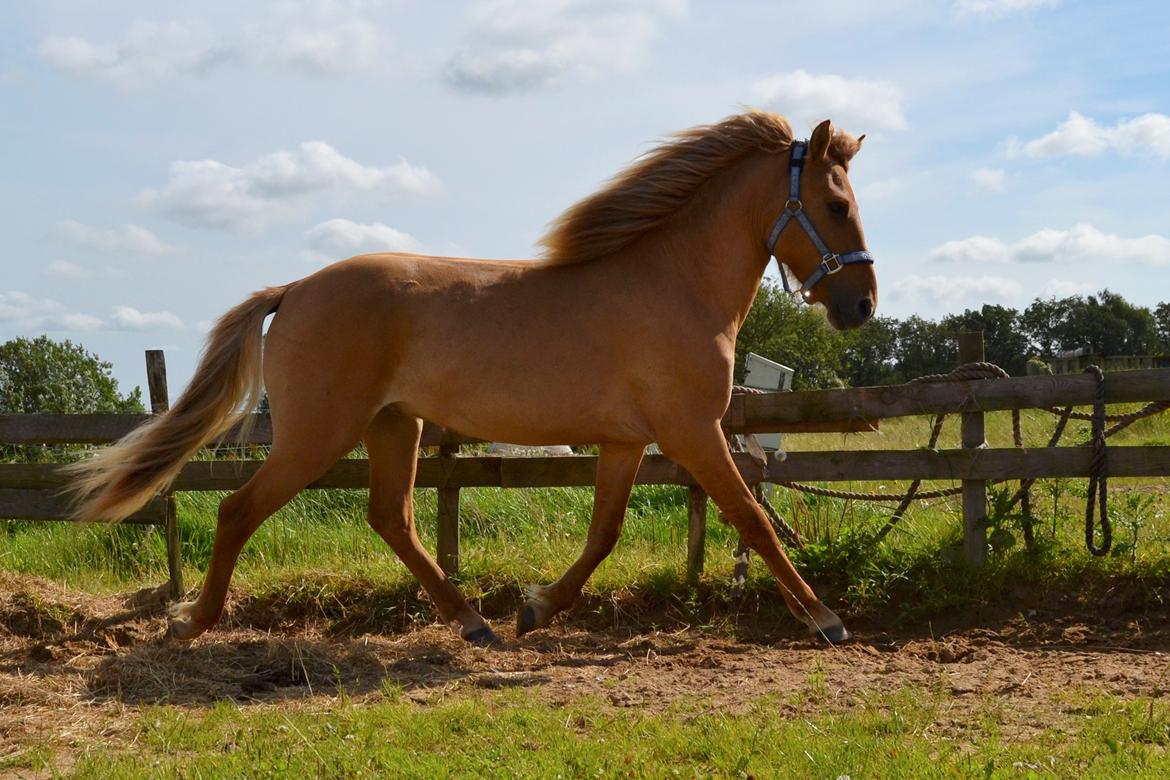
[731,362,1169,556]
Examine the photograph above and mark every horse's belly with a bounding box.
[395,374,652,446]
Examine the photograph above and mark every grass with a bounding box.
[7,688,1168,779]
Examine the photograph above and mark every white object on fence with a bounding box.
[743,352,793,451]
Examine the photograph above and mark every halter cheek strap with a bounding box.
[765,141,875,297]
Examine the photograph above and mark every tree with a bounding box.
[0,336,143,414]
[942,304,1029,375]
[841,315,899,386]
[893,316,957,381]
[1022,291,1159,357]
[0,337,143,460]
[736,281,849,389]
[1156,302,1170,352]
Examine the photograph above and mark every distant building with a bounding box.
[1047,347,1170,374]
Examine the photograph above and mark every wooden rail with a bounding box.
[5,446,1168,494]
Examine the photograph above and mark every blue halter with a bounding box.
[765,141,875,297]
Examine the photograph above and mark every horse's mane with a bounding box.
[543,110,860,266]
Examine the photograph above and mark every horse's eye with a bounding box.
[828,201,850,218]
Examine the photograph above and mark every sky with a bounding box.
[1,0,1168,395]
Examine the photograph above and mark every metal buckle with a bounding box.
[822,254,842,274]
[784,198,802,212]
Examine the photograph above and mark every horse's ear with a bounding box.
[857,133,866,149]
[810,119,833,161]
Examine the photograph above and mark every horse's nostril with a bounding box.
[858,297,874,321]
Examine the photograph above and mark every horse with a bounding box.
[68,110,877,646]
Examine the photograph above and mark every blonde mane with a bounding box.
[540,111,796,266]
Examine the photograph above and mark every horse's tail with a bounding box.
[66,285,289,522]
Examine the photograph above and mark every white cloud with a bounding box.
[36,21,229,88]
[140,142,442,233]
[54,220,177,255]
[889,274,1022,304]
[969,167,1006,192]
[1010,111,1170,159]
[928,235,1011,264]
[953,0,1060,20]
[306,218,422,260]
[444,0,685,95]
[0,291,103,332]
[36,4,388,87]
[242,0,390,76]
[930,224,1170,266]
[1044,279,1096,297]
[751,69,907,131]
[110,305,183,330]
[45,260,92,281]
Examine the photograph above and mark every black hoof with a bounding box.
[463,626,500,646]
[516,605,538,637]
[817,623,853,645]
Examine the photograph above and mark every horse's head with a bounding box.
[766,119,877,330]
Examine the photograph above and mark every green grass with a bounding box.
[8,688,1168,779]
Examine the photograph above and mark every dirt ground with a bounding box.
[2,571,1168,767]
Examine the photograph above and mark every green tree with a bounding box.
[0,336,143,461]
[1022,291,1159,357]
[0,336,143,414]
[841,315,899,386]
[736,281,849,389]
[1156,302,1170,352]
[893,316,957,381]
[942,304,1029,375]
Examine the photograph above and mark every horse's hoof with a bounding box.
[166,601,204,641]
[818,622,852,645]
[516,604,539,637]
[463,626,500,646]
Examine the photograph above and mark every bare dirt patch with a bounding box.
[2,571,1168,766]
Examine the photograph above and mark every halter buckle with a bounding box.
[822,254,842,274]
[784,198,802,212]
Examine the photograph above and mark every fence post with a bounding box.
[958,331,987,567]
[145,350,184,599]
[686,485,707,583]
[437,441,460,575]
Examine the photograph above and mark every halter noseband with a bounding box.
[765,140,875,297]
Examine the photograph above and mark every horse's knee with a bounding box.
[215,491,262,541]
[723,509,771,548]
[367,507,410,544]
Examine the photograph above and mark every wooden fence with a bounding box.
[2,339,1169,599]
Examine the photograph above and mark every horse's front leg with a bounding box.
[661,422,851,644]
[517,443,645,635]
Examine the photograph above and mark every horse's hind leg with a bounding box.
[517,443,644,636]
[364,407,497,645]
[168,414,371,640]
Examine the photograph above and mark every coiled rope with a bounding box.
[732,363,1170,556]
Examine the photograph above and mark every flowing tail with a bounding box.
[66,285,289,522]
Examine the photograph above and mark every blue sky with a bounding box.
[1,0,1168,394]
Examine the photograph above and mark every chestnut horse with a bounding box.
[69,111,877,645]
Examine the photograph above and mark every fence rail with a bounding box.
[2,340,1169,596]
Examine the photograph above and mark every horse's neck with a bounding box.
[626,156,775,334]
